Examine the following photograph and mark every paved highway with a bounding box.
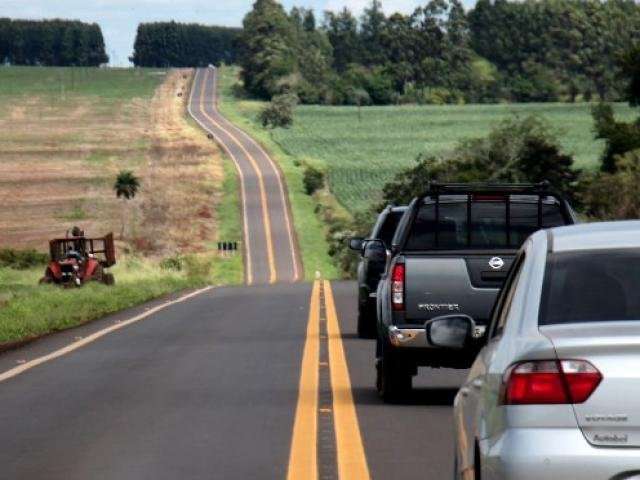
[0,70,466,479]
[0,281,465,479]
[188,67,300,285]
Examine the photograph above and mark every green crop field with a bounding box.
[219,68,636,214]
[0,66,167,100]
[274,104,637,213]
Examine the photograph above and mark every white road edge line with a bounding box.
[0,286,214,383]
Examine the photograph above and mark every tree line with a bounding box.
[0,18,108,66]
[130,22,241,67]
[239,0,640,105]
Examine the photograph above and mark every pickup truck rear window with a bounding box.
[539,249,640,325]
[404,196,565,250]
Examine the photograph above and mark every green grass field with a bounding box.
[277,103,637,213]
[217,69,636,214]
[211,153,245,285]
[0,259,208,345]
[0,66,166,100]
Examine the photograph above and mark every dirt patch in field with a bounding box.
[0,69,222,255]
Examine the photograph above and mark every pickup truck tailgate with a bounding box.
[404,253,516,324]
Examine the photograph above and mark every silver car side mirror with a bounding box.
[426,314,476,350]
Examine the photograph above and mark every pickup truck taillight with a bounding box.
[391,263,405,311]
[502,360,601,405]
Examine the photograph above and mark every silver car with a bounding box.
[425,221,640,480]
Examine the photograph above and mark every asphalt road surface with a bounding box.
[0,281,466,480]
[188,67,301,285]
[0,71,466,479]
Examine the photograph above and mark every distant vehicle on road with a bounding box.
[375,182,577,401]
[349,205,407,338]
[448,221,640,480]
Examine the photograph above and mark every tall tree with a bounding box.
[323,8,361,72]
[0,19,108,66]
[359,0,387,66]
[620,45,640,106]
[114,170,140,239]
[240,0,297,98]
[131,22,241,67]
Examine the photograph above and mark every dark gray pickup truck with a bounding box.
[375,182,578,401]
[350,205,407,338]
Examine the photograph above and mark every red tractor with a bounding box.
[40,227,116,287]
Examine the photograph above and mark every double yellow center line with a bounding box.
[287,280,371,480]
[192,68,278,285]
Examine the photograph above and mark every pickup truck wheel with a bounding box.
[376,341,412,403]
[357,308,376,339]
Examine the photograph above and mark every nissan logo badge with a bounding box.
[489,257,504,270]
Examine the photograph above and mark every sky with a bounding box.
[1,0,474,66]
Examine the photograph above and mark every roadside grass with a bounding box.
[0,260,206,345]
[217,66,340,281]
[215,69,635,215]
[209,153,245,285]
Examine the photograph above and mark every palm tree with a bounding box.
[113,170,140,239]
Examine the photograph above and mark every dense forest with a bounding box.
[0,18,108,66]
[239,0,640,105]
[130,22,241,67]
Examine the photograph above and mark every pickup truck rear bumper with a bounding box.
[388,326,428,348]
[386,325,485,369]
[388,325,487,349]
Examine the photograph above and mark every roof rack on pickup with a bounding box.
[425,180,551,196]
[403,180,573,249]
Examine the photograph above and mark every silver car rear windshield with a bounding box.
[404,195,565,251]
[540,249,640,325]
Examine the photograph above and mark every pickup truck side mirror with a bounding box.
[363,239,386,262]
[348,237,365,251]
[426,314,476,350]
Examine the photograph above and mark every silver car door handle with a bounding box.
[472,379,484,389]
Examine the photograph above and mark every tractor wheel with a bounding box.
[92,264,104,283]
[39,268,54,285]
[102,273,115,286]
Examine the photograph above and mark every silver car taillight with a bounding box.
[502,359,602,405]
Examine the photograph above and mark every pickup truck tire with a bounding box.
[376,339,412,402]
[357,307,376,339]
